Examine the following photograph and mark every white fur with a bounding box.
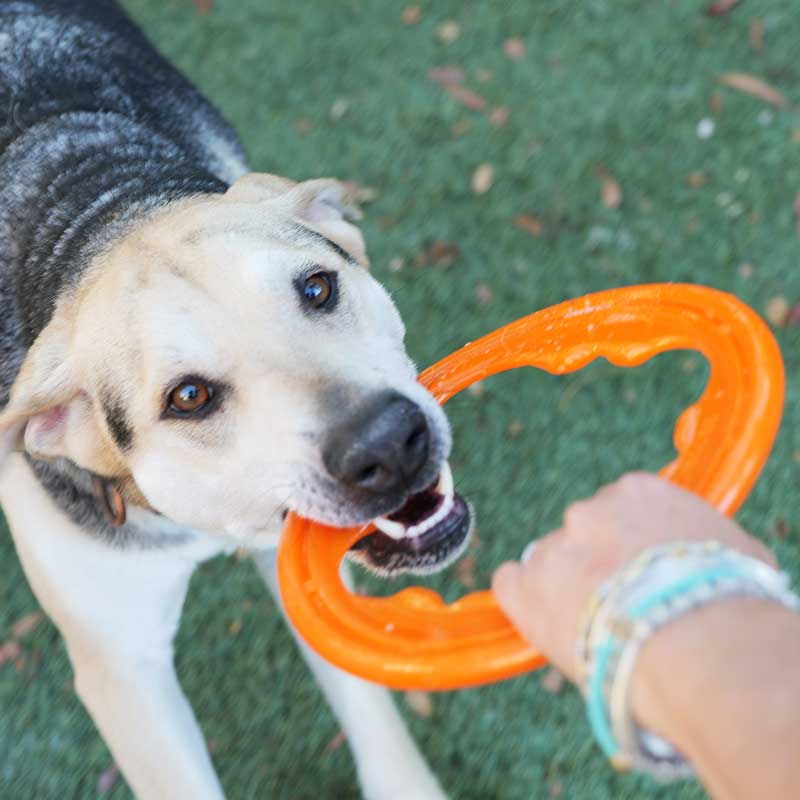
[1,454,446,799]
[0,176,454,797]
[0,176,451,533]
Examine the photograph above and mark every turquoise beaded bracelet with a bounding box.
[578,541,800,781]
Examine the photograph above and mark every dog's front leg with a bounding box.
[254,550,447,800]
[0,455,225,800]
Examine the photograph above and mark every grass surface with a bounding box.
[2,0,800,797]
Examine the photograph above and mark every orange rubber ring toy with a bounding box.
[278,284,785,690]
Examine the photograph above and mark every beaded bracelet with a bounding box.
[577,541,800,781]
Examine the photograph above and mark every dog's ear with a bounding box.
[226,173,369,266]
[0,311,123,474]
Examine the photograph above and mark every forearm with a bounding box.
[631,597,800,799]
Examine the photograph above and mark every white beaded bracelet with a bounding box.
[578,541,800,780]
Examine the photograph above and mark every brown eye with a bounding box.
[168,381,211,415]
[300,271,336,310]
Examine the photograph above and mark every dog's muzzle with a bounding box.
[346,462,474,576]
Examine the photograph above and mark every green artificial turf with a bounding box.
[2,0,799,797]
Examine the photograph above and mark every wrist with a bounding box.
[578,540,800,783]
[631,596,800,760]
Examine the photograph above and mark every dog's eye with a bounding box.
[299,271,336,310]
[168,381,212,415]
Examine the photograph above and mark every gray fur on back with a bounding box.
[0,0,249,546]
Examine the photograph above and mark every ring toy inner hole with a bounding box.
[278,284,784,690]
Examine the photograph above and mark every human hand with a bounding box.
[491,472,776,682]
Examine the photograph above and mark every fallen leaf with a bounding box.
[0,640,21,666]
[765,296,790,327]
[716,190,733,209]
[11,611,43,639]
[441,83,487,110]
[697,118,716,139]
[706,0,740,15]
[227,619,242,637]
[503,37,526,60]
[402,5,422,25]
[792,129,800,144]
[192,0,214,13]
[475,283,494,306]
[467,381,486,398]
[294,118,312,135]
[786,302,800,326]
[687,171,707,188]
[775,519,791,539]
[527,138,544,155]
[471,163,494,194]
[97,765,119,794]
[738,262,754,279]
[324,730,347,753]
[507,419,524,437]
[437,20,460,44]
[710,90,725,114]
[451,119,471,138]
[454,555,477,588]
[514,214,544,236]
[429,240,460,265]
[416,240,460,268]
[718,73,787,107]
[750,19,764,52]
[540,667,566,694]
[405,690,434,717]
[681,356,699,373]
[427,66,464,86]
[594,165,622,209]
[330,98,349,120]
[602,180,622,208]
[513,259,530,274]
[489,106,510,127]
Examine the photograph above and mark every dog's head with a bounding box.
[0,173,472,575]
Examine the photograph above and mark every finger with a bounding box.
[491,561,528,627]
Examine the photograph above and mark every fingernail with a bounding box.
[521,541,537,563]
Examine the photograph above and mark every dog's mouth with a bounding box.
[346,462,474,577]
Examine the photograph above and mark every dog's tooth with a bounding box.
[373,516,407,540]
[407,492,454,539]
[436,461,454,499]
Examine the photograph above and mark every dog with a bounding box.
[0,2,474,798]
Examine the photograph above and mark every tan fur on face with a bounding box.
[0,174,450,541]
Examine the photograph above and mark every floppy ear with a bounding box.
[226,173,369,266]
[0,312,123,475]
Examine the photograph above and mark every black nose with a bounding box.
[323,393,430,493]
